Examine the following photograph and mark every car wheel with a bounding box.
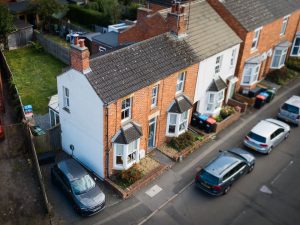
[248,164,254,173]
[223,185,231,195]
[284,131,290,139]
[267,146,273,155]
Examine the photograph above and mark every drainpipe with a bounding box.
[105,105,110,178]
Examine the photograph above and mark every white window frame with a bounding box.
[251,27,262,51]
[176,71,186,94]
[113,139,140,170]
[151,85,158,108]
[63,86,70,111]
[270,47,288,69]
[241,63,261,85]
[291,35,300,57]
[166,111,189,137]
[215,55,223,74]
[206,90,224,113]
[280,16,289,36]
[121,97,132,122]
[99,46,107,52]
[49,109,60,127]
[230,49,237,67]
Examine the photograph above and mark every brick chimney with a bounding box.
[70,37,91,74]
[137,7,153,23]
[167,2,187,38]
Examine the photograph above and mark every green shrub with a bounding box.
[168,131,197,152]
[266,67,288,85]
[286,58,300,72]
[115,164,143,188]
[67,5,110,28]
[220,106,236,120]
[214,115,223,122]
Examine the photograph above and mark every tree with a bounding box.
[96,0,121,24]
[0,3,14,45]
[29,0,66,30]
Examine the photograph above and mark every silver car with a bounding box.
[277,95,300,126]
[244,118,290,154]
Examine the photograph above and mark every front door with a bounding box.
[148,117,157,149]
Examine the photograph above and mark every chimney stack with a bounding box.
[167,2,187,38]
[70,38,91,74]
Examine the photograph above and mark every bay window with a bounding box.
[271,47,288,69]
[166,111,189,137]
[291,35,300,57]
[241,63,261,85]
[113,139,139,170]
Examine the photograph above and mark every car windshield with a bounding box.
[282,103,299,114]
[71,175,95,195]
[248,131,266,143]
[200,170,219,185]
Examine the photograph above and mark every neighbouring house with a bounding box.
[57,18,199,178]
[207,0,300,93]
[7,19,33,50]
[291,32,300,57]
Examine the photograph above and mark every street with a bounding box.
[52,78,300,225]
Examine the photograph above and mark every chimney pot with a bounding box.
[74,36,79,45]
[180,6,185,14]
[79,39,85,48]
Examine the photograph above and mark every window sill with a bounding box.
[270,64,285,70]
[250,48,258,54]
[121,118,131,125]
[150,105,157,110]
[63,107,70,113]
[113,165,125,170]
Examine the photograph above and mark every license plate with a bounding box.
[201,182,210,189]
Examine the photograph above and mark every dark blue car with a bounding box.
[195,148,255,196]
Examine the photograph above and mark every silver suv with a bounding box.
[195,148,255,196]
[278,95,300,126]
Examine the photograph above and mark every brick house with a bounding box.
[57,26,199,178]
[207,0,300,92]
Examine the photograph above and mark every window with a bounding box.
[151,85,158,108]
[251,28,262,51]
[114,139,139,170]
[49,109,60,127]
[241,64,261,85]
[63,87,70,111]
[166,111,189,136]
[271,47,288,69]
[291,36,300,57]
[206,90,224,113]
[280,16,289,36]
[176,72,186,94]
[121,97,132,121]
[215,55,223,74]
[230,49,237,66]
[99,46,107,52]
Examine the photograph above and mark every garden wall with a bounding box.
[35,31,70,65]
[227,98,248,113]
[214,111,241,133]
[234,93,256,107]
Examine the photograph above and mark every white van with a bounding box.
[278,95,300,126]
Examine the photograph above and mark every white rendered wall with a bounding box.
[57,69,105,178]
[194,44,240,114]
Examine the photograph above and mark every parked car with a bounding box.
[0,118,5,141]
[244,118,290,154]
[277,95,300,126]
[51,159,105,216]
[195,148,255,196]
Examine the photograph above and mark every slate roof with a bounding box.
[168,95,193,113]
[160,1,242,60]
[86,33,199,104]
[207,78,227,92]
[92,32,119,48]
[219,0,300,31]
[113,122,143,144]
[8,1,29,14]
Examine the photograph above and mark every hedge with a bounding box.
[67,5,110,28]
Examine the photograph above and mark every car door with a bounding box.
[272,128,285,146]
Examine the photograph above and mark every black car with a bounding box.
[51,159,105,216]
[195,148,255,196]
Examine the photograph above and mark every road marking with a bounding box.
[92,201,142,225]
[260,185,272,194]
[146,185,162,198]
[138,180,194,225]
[271,160,294,185]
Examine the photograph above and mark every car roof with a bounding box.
[284,95,300,107]
[57,159,88,181]
[204,152,243,178]
[251,119,280,137]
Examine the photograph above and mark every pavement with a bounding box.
[47,76,300,225]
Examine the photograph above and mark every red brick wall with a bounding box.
[207,0,300,91]
[70,46,90,73]
[103,63,199,176]
[148,3,167,12]
[118,13,169,45]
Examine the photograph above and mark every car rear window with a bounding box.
[248,131,266,143]
[282,103,299,114]
[199,170,219,185]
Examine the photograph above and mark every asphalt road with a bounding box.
[50,78,300,225]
